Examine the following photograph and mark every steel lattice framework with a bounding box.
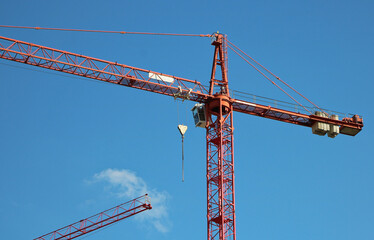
[0,34,364,240]
[34,194,152,240]
[205,34,236,240]
[206,109,235,240]
[0,35,363,134]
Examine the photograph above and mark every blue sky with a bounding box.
[0,0,373,239]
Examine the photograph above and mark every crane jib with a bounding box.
[232,99,363,136]
[0,35,363,137]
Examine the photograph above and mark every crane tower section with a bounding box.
[205,33,236,240]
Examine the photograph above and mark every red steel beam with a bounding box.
[206,34,236,240]
[232,99,363,136]
[0,35,209,102]
[34,194,152,240]
[0,35,363,135]
[206,104,236,240]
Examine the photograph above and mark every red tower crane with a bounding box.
[0,31,363,240]
[34,194,152,240]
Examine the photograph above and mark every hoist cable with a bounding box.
[176,100,180,124]
[182,135,184,182]
[0,25,211,37]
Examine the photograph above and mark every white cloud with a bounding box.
[92,168,171,233]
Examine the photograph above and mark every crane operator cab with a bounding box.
[191,103,206,128]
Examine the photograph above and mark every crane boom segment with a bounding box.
[34,194,152,240]
[0,36,209,102]
[232,99,363,135]
[0,35,363,136]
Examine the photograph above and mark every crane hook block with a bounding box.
[178,124,188,136]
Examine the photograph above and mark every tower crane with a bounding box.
[34,194,152,240]
[0,29,363,240]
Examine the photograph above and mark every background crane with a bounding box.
[34,194,151,240]
[0,1,373,240]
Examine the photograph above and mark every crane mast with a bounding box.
[0,33,364,240]
[34,194,152,240]
[206,34,235,240]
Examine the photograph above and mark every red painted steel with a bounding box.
[206,34,236,240]
[0,34,364,240]
[206,106,236,240]
[0,36,209,102]
[232,98,363,134]
[0,35,363,134]
[34,194,152,240]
